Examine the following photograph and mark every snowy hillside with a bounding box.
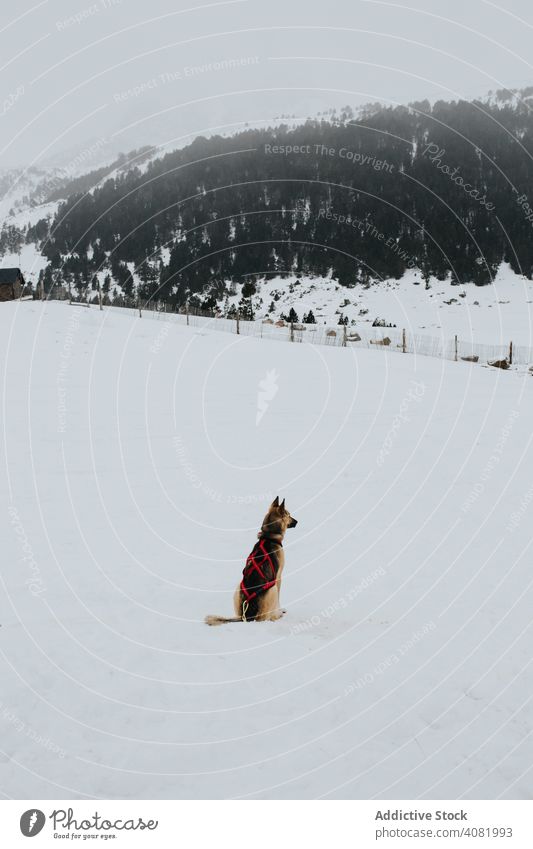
[0,235,51,292]
[221,264,533,347]
[0,170,63,290]
[0,168,58,220]
[1,301,532,799]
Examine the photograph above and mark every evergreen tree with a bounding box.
[238,296,255,321]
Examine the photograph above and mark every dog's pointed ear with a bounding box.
[280,498,285,509]
[272,496,279,507]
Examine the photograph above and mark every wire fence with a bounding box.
[48,291,531,369]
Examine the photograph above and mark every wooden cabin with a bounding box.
[0,268,25,302]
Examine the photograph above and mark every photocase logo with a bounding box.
[19,807,159,838]
[20,809,46,837]
[256,369,279,425]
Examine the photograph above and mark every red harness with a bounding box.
[240,537,281,604]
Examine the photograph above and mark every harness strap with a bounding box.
[241,537,280,605]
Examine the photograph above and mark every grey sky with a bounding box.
[2,0,533,167]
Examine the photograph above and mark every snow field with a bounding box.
[1,300,532,799]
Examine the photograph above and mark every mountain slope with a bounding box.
[31,94,533,305]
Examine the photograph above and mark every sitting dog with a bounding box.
[205,497,298,625]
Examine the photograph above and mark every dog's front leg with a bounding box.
[256,586,283,621]
[276,582,286,616]
[269,585,284,620]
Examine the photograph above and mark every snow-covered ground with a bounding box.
[1,301,532,800]
[226,264,533,347]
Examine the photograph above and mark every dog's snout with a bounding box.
[289,518,298,528]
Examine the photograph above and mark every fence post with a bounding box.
[98,283,103,311]
[290,321,294,342]
[509,340,513,365]
[236,311,240,335]
[138,296,142,318]
[343,324,347,347]
[40,276,45,301]
[186,301,189,326]
[402,328,406,353]
[454,334,458,362]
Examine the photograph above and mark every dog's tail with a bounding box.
[204,614,243,626]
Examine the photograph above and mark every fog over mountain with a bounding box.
[4,0,533,168]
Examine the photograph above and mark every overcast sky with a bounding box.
[2,0,533,167]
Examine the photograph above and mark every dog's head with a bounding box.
[262,496,298,536]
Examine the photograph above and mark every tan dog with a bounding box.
[205,497,298,626]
